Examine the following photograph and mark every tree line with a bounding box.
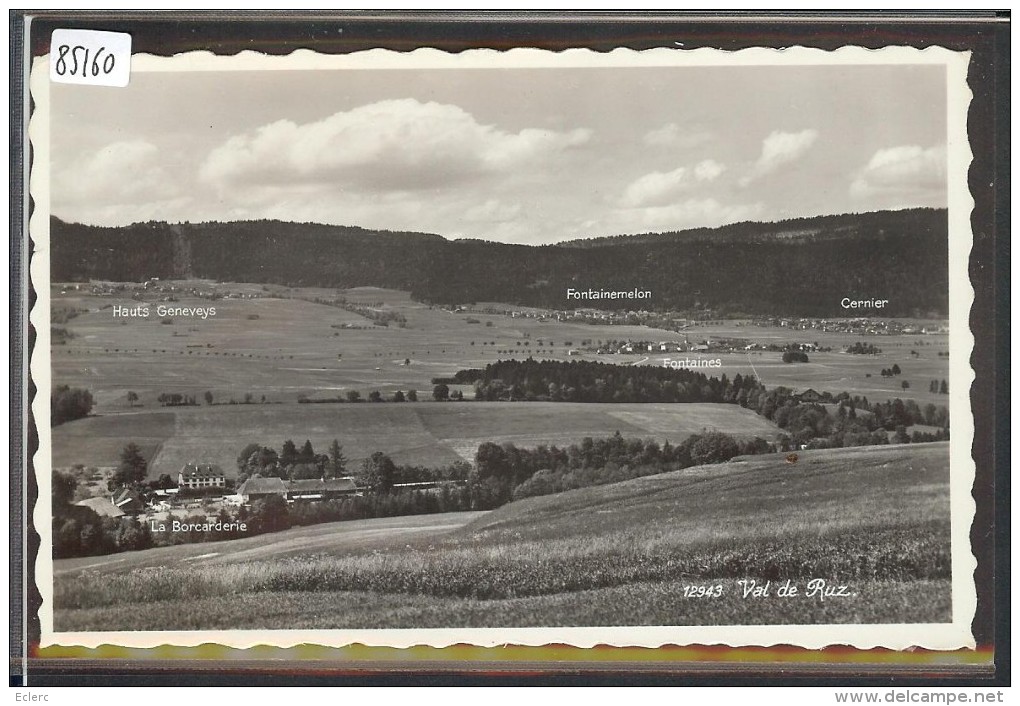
[847,342,882,355]
[236,438,472,488]
[472,431,771,508]
[51,208,949,317]
[458,358,764,403]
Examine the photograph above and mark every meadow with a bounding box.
[51,284,950,412]
[53,442,951,630]
[49,282,948,476]
[51,401,778,478]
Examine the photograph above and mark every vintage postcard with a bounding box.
[30,45,976,651]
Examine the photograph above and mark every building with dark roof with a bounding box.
[111,487,144,515]
[74,496,125,518]
[236,476,360,504]
[178,463,226,489]
[236,476,288,503]
[285,477,358,501]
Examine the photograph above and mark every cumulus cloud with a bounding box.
[200,99,592,192]
[54,140,181,206]
[620,159,726,208]
[694,159,726,181]
[740,129,818,185]
[850,144,946,202]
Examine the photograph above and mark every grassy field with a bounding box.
[51,284,950,411]
[53,442,951,630]
[51,284,679,410]
[53,511,488,575]
[49,282,947,476]
[51,401,779,477]
[49,411,175,470]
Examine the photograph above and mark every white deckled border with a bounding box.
[29,44,977,653]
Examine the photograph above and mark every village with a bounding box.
[451,300,949,339]
[59,279,268,303]
[69,462,455,527]
[750,315,951,336]
[580,336,826,356]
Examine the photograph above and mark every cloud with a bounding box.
[643,123,714,150]
[850,144,946,201]
[200,99,592,192]
[694,160,726,181]
[620,160,726,208]
[740,129,818,185]
[54,140,181,206]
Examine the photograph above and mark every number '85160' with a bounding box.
[54,44,115,77]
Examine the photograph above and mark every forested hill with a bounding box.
[49,208,948,317]
[557,209,943,248]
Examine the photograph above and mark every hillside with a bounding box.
[463,442,949,546]
[55,443,950,630]
[556,209,931,247]
[50,208,948,317]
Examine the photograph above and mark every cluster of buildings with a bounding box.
[136,280,267,302]
[73,463,363,519]
[751,317,948,336]
[57,279,268,302]
[587,336,724,355]
[234,476,359,504]
[464,304,700,330]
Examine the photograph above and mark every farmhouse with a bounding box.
[111,487,144,515]
[178,463,226,489]
[236,476,288,503]
[74,496,125,518]
[798,389,823,403]
[285,478,359,501]
[236,476,361,504]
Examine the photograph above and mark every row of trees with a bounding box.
[299,389,420,404]
[298,387,472,403]
[156,392,198,407]
[236,438,473,489]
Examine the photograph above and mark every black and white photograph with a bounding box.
[31,46,976,650]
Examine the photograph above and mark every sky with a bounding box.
[48,61,948,245]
